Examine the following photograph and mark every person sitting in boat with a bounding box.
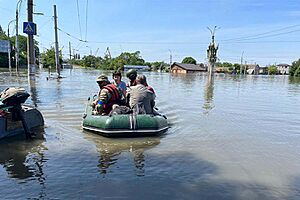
[125,69,155,93]
[144,79,155,94]
[111,70,126,97]
[126,69,137,87]
[127,75,155,115]
[93,74,125,115]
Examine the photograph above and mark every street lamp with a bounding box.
[7,19,16,72]
[15,0,23,73]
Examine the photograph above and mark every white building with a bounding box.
[276,64,291,75]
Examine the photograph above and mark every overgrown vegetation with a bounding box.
[69,51,170,72]
[0,25,39,67]
[215,62,241,73]
[290,59,300,77]
[40,47,62,68]
[182,57,196,64]
[267,65,278,75]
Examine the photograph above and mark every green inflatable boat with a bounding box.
[82,98,169,137]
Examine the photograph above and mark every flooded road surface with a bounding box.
[0,68,300,199]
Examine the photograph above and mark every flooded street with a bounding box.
[0,68,300,199]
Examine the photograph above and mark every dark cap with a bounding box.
[126,69,137,80]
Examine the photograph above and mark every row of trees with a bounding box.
[1,23,299,77]
[36,44,300,76]
[69,51,170,72]
[0,25,39,67]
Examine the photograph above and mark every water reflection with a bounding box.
[84,133,160,176]
[171,73,198,86]
[28,76,39,107]
[0,130,46,181]
[289,76,300,84]
[203,75,214,114]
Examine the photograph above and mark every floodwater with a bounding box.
[0,67,300,199]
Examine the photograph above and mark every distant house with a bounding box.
[244,64,260,75]
[171,62,207,73]
[258,66,268,75]
[124,65,150,71]
[276,64,290,75]
[62,63,73,69]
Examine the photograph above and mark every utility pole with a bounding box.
[207,26,219,76]
[168,49,172,71]
[169,50,172,65]
[27,0,35,76]
[7,20,15,72]
[8,29,11,72]
[15,0,22,73]
[69,41,72,60]
[53,5,61,77]
[240,51,244,75]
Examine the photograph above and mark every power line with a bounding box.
[76,0,83,39]
[57,27,87,42]
[220,24,300,42]
[56,25,300,47]
[85,0,89,41]
[88,40,209,45]
[227,29,300,41]
[221,40,300,44]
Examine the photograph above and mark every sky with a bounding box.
[0,0,300,66]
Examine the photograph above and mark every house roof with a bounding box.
[276,64,290,67]
[171,62,206,71]
[243,64,259,69]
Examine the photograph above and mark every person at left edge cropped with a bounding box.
[93,74,124,115]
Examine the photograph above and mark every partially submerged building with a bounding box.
[244,64,260,75]
[124,65,150,71]
[170,62,207,73]
[276,64,291,75]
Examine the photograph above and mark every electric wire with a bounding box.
[220,24,300,42]
[85,0,89,41]
[57,27,86,42]
[76,0,83,40]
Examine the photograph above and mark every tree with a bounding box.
[233,63,241,72]
[267,65,278,75]
[95,51,145,70]
[0,25,8,40]
[182,57,196,64]
[69,51,147,70]
[82,55,101,68]
[290,59,300,77]
[40,47,62,68]
[0,26,9,67]
[222,62,233,68]
[0,25,40,67]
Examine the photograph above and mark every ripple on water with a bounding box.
[0,69,300,199]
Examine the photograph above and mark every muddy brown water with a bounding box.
[0,68,299,199]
